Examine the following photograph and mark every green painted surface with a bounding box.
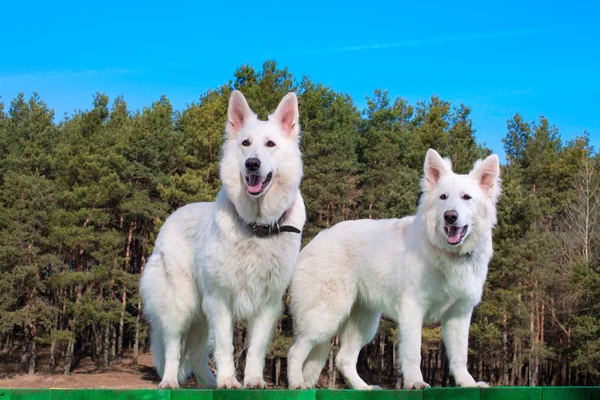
[51,389,90,400]
[0,388,599,399]
[424,387,479,400]
[10,389,51,400]
[370,389,423,400]
[542,387,593,400]
[212,390,264,400]
[264,390,317,400]
[316,389,371,400]
[170,390,214,400]
[481,387,542,400]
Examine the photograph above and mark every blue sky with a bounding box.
[1,0,599,161]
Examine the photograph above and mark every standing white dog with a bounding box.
[287,149,501,390]
[140,90,306,389]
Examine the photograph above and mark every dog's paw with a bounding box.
[158,379,179,389]
[404,380,430,390]
[217,375,242,389]
[244,377,267,389]
[455,377,485,387]
[289,382,311,389]
[367,385,383,390]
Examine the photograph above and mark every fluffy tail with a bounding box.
[302,341,331,387]
[150,327,166,377]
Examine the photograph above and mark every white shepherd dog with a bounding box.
[140,90,306,389]
[287,149,501,390]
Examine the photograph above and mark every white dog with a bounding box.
[140,90,306,389]
[287,149,501,390]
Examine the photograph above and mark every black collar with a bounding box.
[249,212,301,237]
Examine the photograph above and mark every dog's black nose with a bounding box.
[245,158,261,172]
[444,210,458,224]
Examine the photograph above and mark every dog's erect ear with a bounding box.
[269,92,299,139]
[471,154,501,202]
[423,149,450,191]
[226,90,256,139]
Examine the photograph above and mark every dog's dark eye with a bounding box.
[440,194,447,200]
[242,139,250,147]
[266,140,276,148]
[462,194,472,200]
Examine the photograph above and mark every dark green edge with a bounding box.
[1,387,599,400]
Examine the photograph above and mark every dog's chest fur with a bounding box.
[198,193,302,319]
[420,253,488,323]
[215,234,299,316]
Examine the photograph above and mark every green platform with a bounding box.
[0,388,598,400]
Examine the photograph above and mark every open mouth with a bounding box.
[444,225,468,246]
[246,172,273,196]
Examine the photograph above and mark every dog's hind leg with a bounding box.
[302,340,331,387]
[159,331,186,389]
[335,305,381,390]
[288,336,318,389]
[288,308,349,389]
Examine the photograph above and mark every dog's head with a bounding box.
[419,149,501,255]
[220,90,303,223]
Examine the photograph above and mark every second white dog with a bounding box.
[287,149,501,390]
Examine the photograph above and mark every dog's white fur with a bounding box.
[287,149,501,390]
[140,90,306,389]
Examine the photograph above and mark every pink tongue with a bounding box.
[447,227,462,244]
[247,175,264,193]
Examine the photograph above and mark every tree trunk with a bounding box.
[49,338,57,370]
[534,281,540,386]
[328,337,337,388]
[117,222,136,363]
[110,324,117,364]
[441,344,449,387]
[117,290,126,363]
[394,343,402,389]
[380,334,385,383]
[102,323,110,372]
[502,309,509,385]
[510,337,518,386]
[64,341,74,375]
[133,308,141,365]
[133,249,147,364]
[28,336,36,375]
[393,342,398,385]
[566,327,572,384]
[539,301,545,385]
[431,349,438,386]
[275,357,281,387]
[529,289,536,386]
[20,324,31,372]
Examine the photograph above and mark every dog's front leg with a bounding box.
[442,308,488,387]
[398,302,430,390]
[243,300,282,388]
[204,294,242,389]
